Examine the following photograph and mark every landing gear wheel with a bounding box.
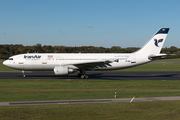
[22,70,26,78]
[85,75,89,79]
[78,73,89,79]
[80,74,85,79]
[78,69,89,79]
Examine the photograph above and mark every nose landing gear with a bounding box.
[22,70,26,78]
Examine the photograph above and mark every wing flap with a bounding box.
[70,60,113,70]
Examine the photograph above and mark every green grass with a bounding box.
[1,58,180,119]
[0,63,19,71]
[1,101,180,120]
[120,63,180,71]
[1,79,180,102]
[154,58,180,62]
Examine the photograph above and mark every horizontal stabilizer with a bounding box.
[148,54,167,60]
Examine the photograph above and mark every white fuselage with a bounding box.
[3,53,150,71]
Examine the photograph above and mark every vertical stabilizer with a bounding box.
[135,28,169,55]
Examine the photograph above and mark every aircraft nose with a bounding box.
[3,60,9,67]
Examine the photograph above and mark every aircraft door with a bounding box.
[18,55,26,69]
[18,56,24,64]
[131,55,136,63]
[42,55,47,64]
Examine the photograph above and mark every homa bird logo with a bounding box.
[154,39,163,47]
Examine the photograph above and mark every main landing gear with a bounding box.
[78,73,89,79]
[78,69,89,79]
[22,70,26,78]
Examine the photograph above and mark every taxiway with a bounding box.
[1,96,180,106]
[0,71,180,80]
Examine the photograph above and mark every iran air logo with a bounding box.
[24,55,41,59]
[154,39,163,47]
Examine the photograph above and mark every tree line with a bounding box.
[0,44,180,59]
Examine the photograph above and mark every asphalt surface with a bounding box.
[0,71,180,80]
[1,96,180,106]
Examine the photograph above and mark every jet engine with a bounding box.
[54,66,73,75]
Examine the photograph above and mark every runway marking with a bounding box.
[130,97,135,103]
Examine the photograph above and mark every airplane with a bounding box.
[3,28,170,79]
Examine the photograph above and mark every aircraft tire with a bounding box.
[80,75,85,79]
[85,75,89,79]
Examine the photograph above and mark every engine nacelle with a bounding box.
[54,66,73,75]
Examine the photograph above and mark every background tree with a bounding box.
[0,44,180,59]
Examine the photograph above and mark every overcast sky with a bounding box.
[0,0,180,48]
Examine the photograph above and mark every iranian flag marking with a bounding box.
[48,55,53,59]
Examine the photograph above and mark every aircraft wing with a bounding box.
[69,60,114,70]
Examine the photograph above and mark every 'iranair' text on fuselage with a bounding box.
[24,55,41,59]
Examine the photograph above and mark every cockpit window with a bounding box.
[8,58,13,60]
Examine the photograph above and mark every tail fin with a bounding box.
[135,28,170,55]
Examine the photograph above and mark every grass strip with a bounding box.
[155,58,180,62]
[120,63,180,71]
[1,101,180,120]
[0,63,19,71]
[0,79,180,102]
